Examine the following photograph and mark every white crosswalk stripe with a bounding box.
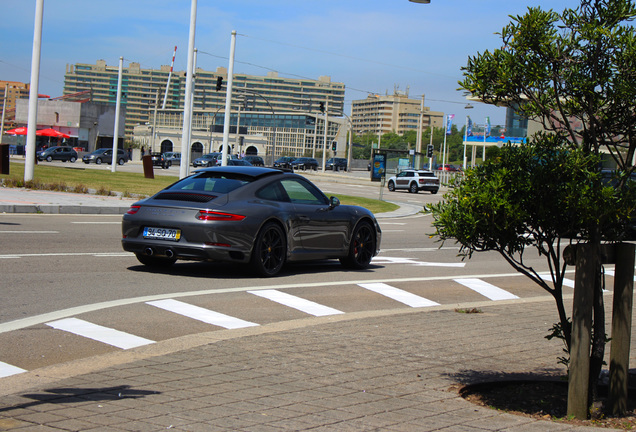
[47,318,155,349]
[0,361,26,378]
[249,290,344,316]
[358,282,440,307]
[147,299,259,329]
[454,278,519,301]
[540,274,575,288]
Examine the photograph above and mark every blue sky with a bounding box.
[1,0,581,126]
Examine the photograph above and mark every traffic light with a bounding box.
[331,141,337,151]
[319,102,325,113]
[427,144,434,158]
[215,76,223,91]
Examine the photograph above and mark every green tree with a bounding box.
[437,0,636,414]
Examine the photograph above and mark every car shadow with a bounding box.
[127,260,383,279]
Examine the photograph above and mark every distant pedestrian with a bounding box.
[127,148,132,160]
[140,146,145,160]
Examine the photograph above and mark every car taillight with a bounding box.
[196,210,246,221]
[126,205,141,215]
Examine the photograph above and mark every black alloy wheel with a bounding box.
[251,222,286,277]
[340,221,375,269]
[409,182,419,193]
[387,181,395,192]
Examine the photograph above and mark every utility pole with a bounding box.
[111,56,123,173]
[221,30,237,166]
[321,99,328,171]
[25,0,44,182]
[179,0,197,179]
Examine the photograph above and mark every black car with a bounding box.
[38,146,78,163]
[150,152,171,169]
[121,166,381,277]
[326,157,347,171]
[273,156,296,169]
[243,155,264,166]
[291,157,318,171]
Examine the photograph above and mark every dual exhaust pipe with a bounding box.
[144,247,175,259]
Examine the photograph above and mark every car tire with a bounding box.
[95,158,102,165]
[46,155,53,162]
[431,188,438,195]
[135,253,177,268]
[387,181,395,192]
[409,182,419,194]
[251,222,286,277]
[118,158,125,165]
[69,156,76,163]
[340,221,375,269]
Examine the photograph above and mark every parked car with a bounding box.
[192,152,221,168]
[387,169,440,194]
[38,146,78,163]
[121,166,382,277]
[150,152,172,169]
[326,157,348,171]
[163,152,181,165]
[243,155,264,166]
[291,157,318,171]
[216,158,253,166]
[273,156,296,169]
[82,148,128,165]
[274,156,296,168]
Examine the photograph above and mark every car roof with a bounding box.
[193,166,288,178]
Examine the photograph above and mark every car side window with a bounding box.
[279,179,327,205]
[256,182,290,202]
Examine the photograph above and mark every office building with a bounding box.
[63,60,346,140]
[351,92,443,136]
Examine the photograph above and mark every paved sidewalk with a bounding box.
[0,298,608,431]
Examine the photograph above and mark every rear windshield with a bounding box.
[167,172,252,194]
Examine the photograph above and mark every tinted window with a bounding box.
[168,172,251,194]
[280,179,327,205]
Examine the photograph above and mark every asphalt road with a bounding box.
[0,208,560,377]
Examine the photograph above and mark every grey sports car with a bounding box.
[121,166,381,277]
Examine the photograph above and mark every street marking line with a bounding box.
[0,231,58,234]
[146,299,258,329]
[0,252,132,259]
[358,283,440,308]
[71,222,121,224]
[0,361,27,378]
[248,290,344,316]
[454,278,520,301]
[372,256,465,267]
[539,274,575,288]
[46,318,155,349]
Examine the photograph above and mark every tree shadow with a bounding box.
[0,385,158,413]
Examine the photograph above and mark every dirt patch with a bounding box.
[460,380,636,429]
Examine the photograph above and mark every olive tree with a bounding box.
[433,0,636,411]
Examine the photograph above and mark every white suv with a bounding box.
[387,169,439,194]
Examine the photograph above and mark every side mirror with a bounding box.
[329,196,340,209]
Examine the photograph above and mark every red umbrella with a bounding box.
[5,127,28,135]
[37,128,70,138]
